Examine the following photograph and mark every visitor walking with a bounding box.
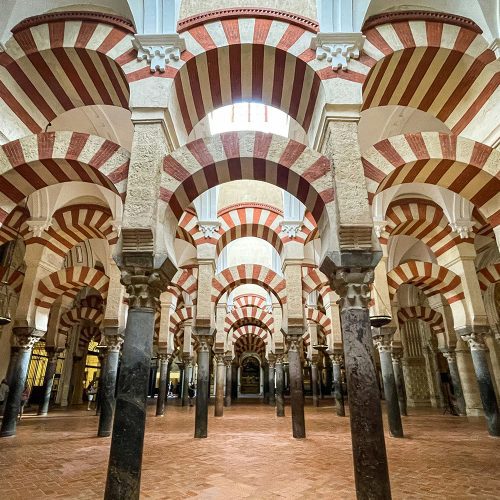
[87,381,97,410]
[188,382,196,406]
[18,384,30,421]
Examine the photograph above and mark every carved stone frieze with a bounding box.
[132,34,186,73]
[311,33,365,71]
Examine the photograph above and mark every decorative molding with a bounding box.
[449,220,475,239]
[110,220,122,236]
[177,8,319,34]
[11,11,135,34]
[310,33,365,71]
[373,219,388,238]
[488,38,500,59]
[27,217,53,237]
[280,220,303,238]
[198,220,221,239]
[218,202,283,217]
[338,224,373,250]
[361,10,482,34]
[132,34,186,73]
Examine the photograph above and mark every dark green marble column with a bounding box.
[224,356,232,407]
[38,347,61,416]
[391,350,408,416]
[442,350,466,416]
[330,353,345,416]
[194,331,212,438]
[275,354,285,417]
[287,330,305,438]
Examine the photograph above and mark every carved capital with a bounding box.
[373,335,392,353]
[449,220,475,239]
[224,355,233,367]
[27,217,53,237]
[286,335,302,352]
[462,332,488,351]
[330,352,343,365]
[121,270,167,309]
[331,268,374,311]
[275,353,285,364]
[441,350,457,364]
[182,354,193,367]
[195,335,213,353]
[280,221,303,238]
[132,34,186,73]
[373,219,388,238]
[13,327,43,349]
[105,334,123,352]
[311,32,365,71]
[198,220,220,238]
[391,349,404,363]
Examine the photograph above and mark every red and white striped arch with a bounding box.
[232,324,269,354]
[178,202,317,253]
[397,306,445,334]
[78,294,104,310]
[0,12,153,135]
[169,306,194,337]
[161,131,335,235]
[168,268,198,304]
[233,294,268,309]
[0,207,29,243]
[306,307,332,336]
[224,306,274,334]
[381,200,470,258]
[0,131,129,221]
[477,264,500,293]
[360,11,497,135]
[172,13,325,137]
[58,306,103,336]
[26,204,119,257]
[78,326,101,353]
[0,266,24,294]
[35,266,109,311]
[362,132,500,225]
[212,264,287,306]
[387,260,464,304]
[301,267,330,300]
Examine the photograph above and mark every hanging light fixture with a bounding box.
[0,199,27,326]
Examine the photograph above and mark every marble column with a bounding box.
[263,362,270,403]
[331,268,391,499]
[177,362,185,402]
[287,331,305,438]
[231,363,238,400]
[105,270,164,499]
[331,353,345,417]
[224,356,232,407]
[374,335,404,438]
[391,350,408,416]
[442,350,466,416]
[98,335,123,437]
[311,358,320,407]
[155,353,172,417]
[182,356,192,407]
[275,354,285,417]
[214,354,225,417]
[1,329,40,437]
[268,355,276,406]
[194,333,211,438]
[38,347,61,415]
[5,346,20,387]
[462,332,500,436]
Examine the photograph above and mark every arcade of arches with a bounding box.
[0,1,499,499]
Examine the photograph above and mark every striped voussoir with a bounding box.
[0,206,29,238]
[397,306,446,334]
[225,306,274,333]
[0,131,129,219]
[77,326,101,353]
[301,267,330,300]
[0,12,156,135]
[306,307,332,336]
[161,131,334,229]
[0,265,24,294]
[169,306,194,337]
[232,325,269,356]
[171,16,330,138]
[477,263,500,292]
[362,132,500,224]
[58,306,103,336]
[233,294,268,310]
[26,204,119,257]
[78,294,104,310]
[168,269,198,304]
[361,13,498,135]
[35,266,109,310]
[387,260,464,304]
[212,264,287,305]
[381,200,474,258]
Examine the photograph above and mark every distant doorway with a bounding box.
[240,357,261,395]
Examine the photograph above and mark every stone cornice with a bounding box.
[177,8,319,34]
[362,10,482,34]
[11,11,135,34]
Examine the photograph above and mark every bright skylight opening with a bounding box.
[208,102,290,136]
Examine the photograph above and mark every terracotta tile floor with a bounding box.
[0,399,499,499]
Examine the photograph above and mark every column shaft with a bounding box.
[224,359,232,407]
[275,358,285,417]
[155,355,170,416]
[214,355,225,417]
[377,344,404,438]
[268,362,276,406]
[311,362,319,407]
[332,358,345,417]
[104,308,154,499]
[99,346,121,437]
[263,363,270,403]
[288,335,305,438]
[38,349,59,415]
[443,351,466,416]
[1,342,33,437]
[391,355,408,416]
[194,337,210,438]
[182,359,191,407]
